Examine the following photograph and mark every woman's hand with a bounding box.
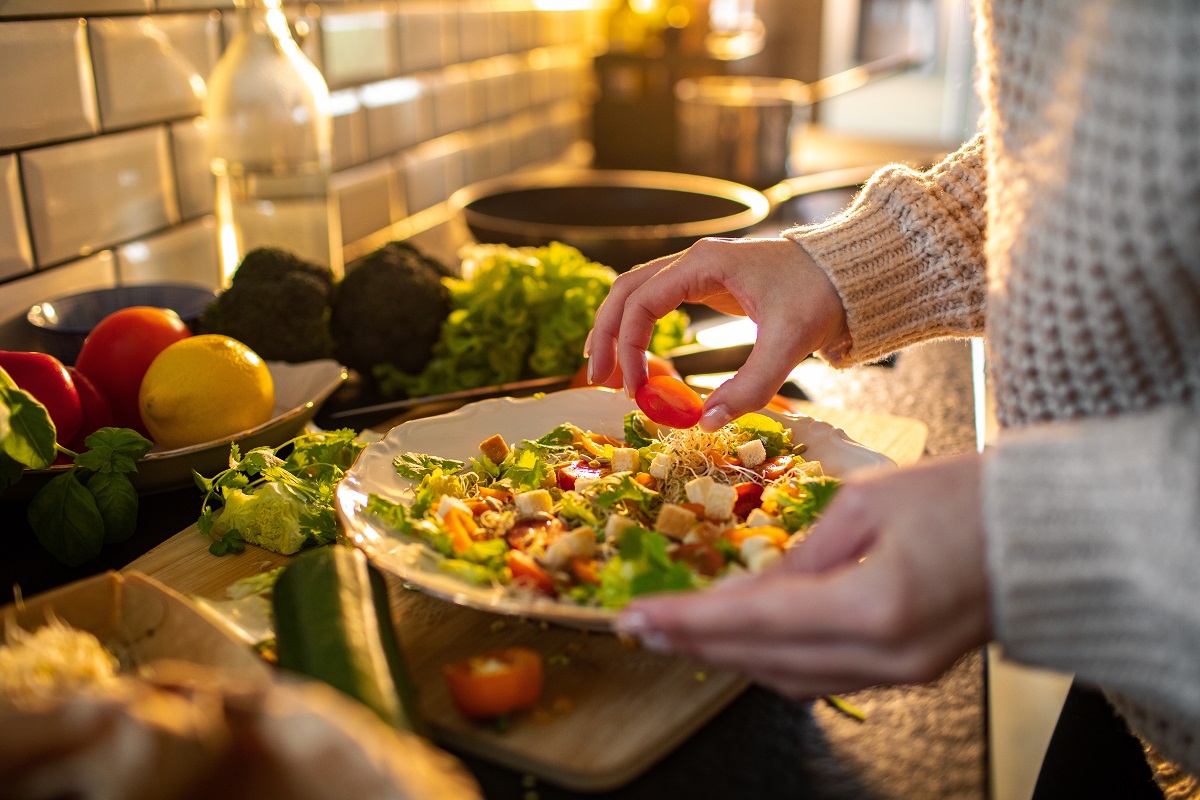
[586,237,849,431]
[615,454,992,698]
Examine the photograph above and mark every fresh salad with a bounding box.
[365,410,841,609]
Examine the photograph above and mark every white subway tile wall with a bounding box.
[0,1,597,327]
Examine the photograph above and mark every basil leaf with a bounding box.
[75,427,153,474]
[87,471,139,543]
[28,471,105,566]
[0,379,57,469]
[0,451,25,491]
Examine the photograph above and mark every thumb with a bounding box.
[786,487,878,574]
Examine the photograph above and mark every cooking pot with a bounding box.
[449,163,880,272]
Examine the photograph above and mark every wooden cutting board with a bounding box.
[124,401,927,792]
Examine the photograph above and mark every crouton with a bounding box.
[610,447,639,474]
[479,433,509,463]
[514,489,553,518]
[746,545,783,574]
[436,495,471,520]
[745,507,781,528]
[605,513,637,543]
[655,503,698,539]
[648,452,672,480]
[736,438,767,468]
[704,482,738,520]
[685,476,714,505]
[544,527,596,570]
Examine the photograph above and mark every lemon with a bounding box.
[138,334,275,450]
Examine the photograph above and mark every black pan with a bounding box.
[449,164,881,272]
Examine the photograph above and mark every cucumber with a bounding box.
[272,546,422,733]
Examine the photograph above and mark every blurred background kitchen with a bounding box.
[0,0,978,344]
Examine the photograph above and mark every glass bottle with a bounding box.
[204,0,341,281]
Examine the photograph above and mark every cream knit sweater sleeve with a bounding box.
[782,135,989,367]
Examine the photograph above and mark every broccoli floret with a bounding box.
[198,248,336,363]
[330,242,452,376]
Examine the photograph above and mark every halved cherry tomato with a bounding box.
[569,556,601,585]
[506,549,556,596]
[732,482,764,519]
[570,352,679,389]
[635,375,704,429]
[506,514,562,550]
[723,524,790,549]
[443,647,544,720]
[758,455,794,482]
[557,460,604,491]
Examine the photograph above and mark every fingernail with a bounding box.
[583,331,593,358]
[700,404,731,432]
[639,631,672,653]
[586,358,594,385]
[624,377,636,400]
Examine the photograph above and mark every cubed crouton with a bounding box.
[704,482,738,520]
[610,447,639,474]
[648,452,672,480]
[796,460,824,478]
[605,513,637,543]
[745,508,780,528]
[478,433,509,463]
[655,503,698,539]
[685,476,714,505]
[682,521,721,545]
[736,438,767,468]
[514,489,553,518]
[544,527,596,570]
[574,475,598,493]
[746,546,783,574]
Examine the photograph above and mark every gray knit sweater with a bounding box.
[786,0,1200,780]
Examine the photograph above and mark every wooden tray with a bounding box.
[125,401,927,792]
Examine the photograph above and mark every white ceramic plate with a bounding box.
[9,359,347,498]
[337,387,894,631]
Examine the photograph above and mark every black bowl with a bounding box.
[26,283,217,365]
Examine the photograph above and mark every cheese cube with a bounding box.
[685,476,714,505]
[703,482,738,520]
[746,508,780,528]
[655,503,698,539]
[605,513,637,543]
[514,489,553,518]
[648,452,672,480]
[736,438,767,468]
[436,495,471,520]
[610,447,639,474]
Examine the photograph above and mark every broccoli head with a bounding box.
[330,241,452,376]
[198,248,336,362]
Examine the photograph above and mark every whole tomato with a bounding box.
[74,306,191,436]
[0,350,83,444]
[65,367,113,450]
[569,352,680,390]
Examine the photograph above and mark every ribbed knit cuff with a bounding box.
[783,137,989,367]
[984,406,1200,717]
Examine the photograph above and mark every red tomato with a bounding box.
[74,307,191,436]
[732,481,764,519]
[443,647,544,720]
[758,455,794,482]
[0,350,83,444]
[64,368,114,450]
[556,459,604,491]
[635,375,704,429]
[570,352,679,389]
[506,549,557,596]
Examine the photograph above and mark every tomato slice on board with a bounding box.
[635,375,704,429]
[443,647,544,720]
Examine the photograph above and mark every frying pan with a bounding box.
[449,163,880,272]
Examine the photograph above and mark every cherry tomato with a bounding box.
[74,307,191,436]
[443,647,544,720]
[506,549,556,595]
[569,352,679,389]
[732,481,764,519]
[0,350,82,444]
[569,556,601,585]
[758,455,794,482]
[635,374,704,429]
[556,459,604,491]
[65,367,113,450]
